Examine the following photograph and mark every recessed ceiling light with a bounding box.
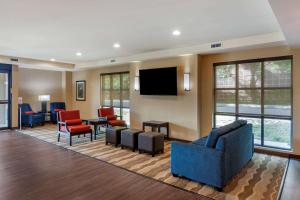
[76,52,82,56]
[179,54,193,57]
[113,43,121,48]
[172,30,181,36]
[131,60,141,63]
[50,58,56,62]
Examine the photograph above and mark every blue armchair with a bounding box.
[50,102,66,123]
[19,103,45,128]
[171,120,253,190]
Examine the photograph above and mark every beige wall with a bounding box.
[129,55,200,141]
[18,68,64,111]
[62,71,73,109]
[72,55,200,141]
[72,65,130,119]
[199,46,300,155]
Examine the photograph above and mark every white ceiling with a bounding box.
[0,0,282,65]
[268,0,300,47]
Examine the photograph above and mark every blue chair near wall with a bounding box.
[50,102,66,123]
[19,103,45,128]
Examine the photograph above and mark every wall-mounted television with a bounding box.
[139,67,177,96]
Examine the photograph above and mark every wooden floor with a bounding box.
[0,131,208,200]
[280,159,300,200]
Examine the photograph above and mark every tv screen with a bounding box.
[139,67,177,95]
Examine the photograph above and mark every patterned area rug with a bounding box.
[18,125,287,200]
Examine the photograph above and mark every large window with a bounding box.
[214,56,292,150]
[101,72,130,125]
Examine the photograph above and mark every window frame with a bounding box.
[213,56,293,150]
[100,71,130,120]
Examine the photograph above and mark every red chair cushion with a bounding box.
[99,107,114,117]
[25,111,34,115]
[59,110,80,121]
[65,119,82,126]
[61,124,91,134]
[109,120,126,127]
[54,108,65,113]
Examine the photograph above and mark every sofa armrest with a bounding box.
[171,141,225,187]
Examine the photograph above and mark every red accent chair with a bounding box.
[98,107,126,127]
[57,110,92,146]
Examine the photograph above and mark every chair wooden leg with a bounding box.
[69,135,72,146]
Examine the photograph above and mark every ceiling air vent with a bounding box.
[10,58,19,62]
[211,42,222,49]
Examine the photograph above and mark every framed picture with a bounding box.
[76,80,86,101]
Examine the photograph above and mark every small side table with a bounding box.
[83,119,108,140]
[142,120,169,139]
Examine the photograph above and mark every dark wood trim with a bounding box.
[100,71,130,76]
[254,147,300,159]
[213,55,293,67]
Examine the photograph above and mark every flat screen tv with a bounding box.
[139,67,177,96]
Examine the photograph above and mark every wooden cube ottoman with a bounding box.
[121,129,143,152]
[138,132,164,157]
[106,126,127,147]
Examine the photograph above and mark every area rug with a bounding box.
[17,125,287,200]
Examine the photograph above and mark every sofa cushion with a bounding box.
[205,120,247,148]
[107,115,117,120]
[61,124,91,134]
[109,119,126,127]
[192,137,207,146]
[65,119,82,126]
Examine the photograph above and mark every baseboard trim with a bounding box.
[254,147,300,159]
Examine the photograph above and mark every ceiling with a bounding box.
[268,0,300,47]
[0,0,283,67]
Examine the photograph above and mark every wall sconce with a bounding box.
[184,73,190,91]
[134,76,140,91]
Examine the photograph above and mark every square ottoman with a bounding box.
[138,132,164,157]
[121,129,143,152]
[106,126,127,147]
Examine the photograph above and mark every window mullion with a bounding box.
[261,61,265,146]
[235,63,239,121]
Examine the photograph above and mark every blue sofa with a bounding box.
[19,103,45,128]
[50,102,66,123]
[171,120,253,190]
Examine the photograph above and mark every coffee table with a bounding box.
[83,118,108,140]
[142,120,169,139]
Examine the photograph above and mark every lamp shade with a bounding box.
[134,76,140,91]
[184,73,190,91]
[38,95,50,101]
[18,97,23,104]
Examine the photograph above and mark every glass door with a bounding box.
[0,64,11,129]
